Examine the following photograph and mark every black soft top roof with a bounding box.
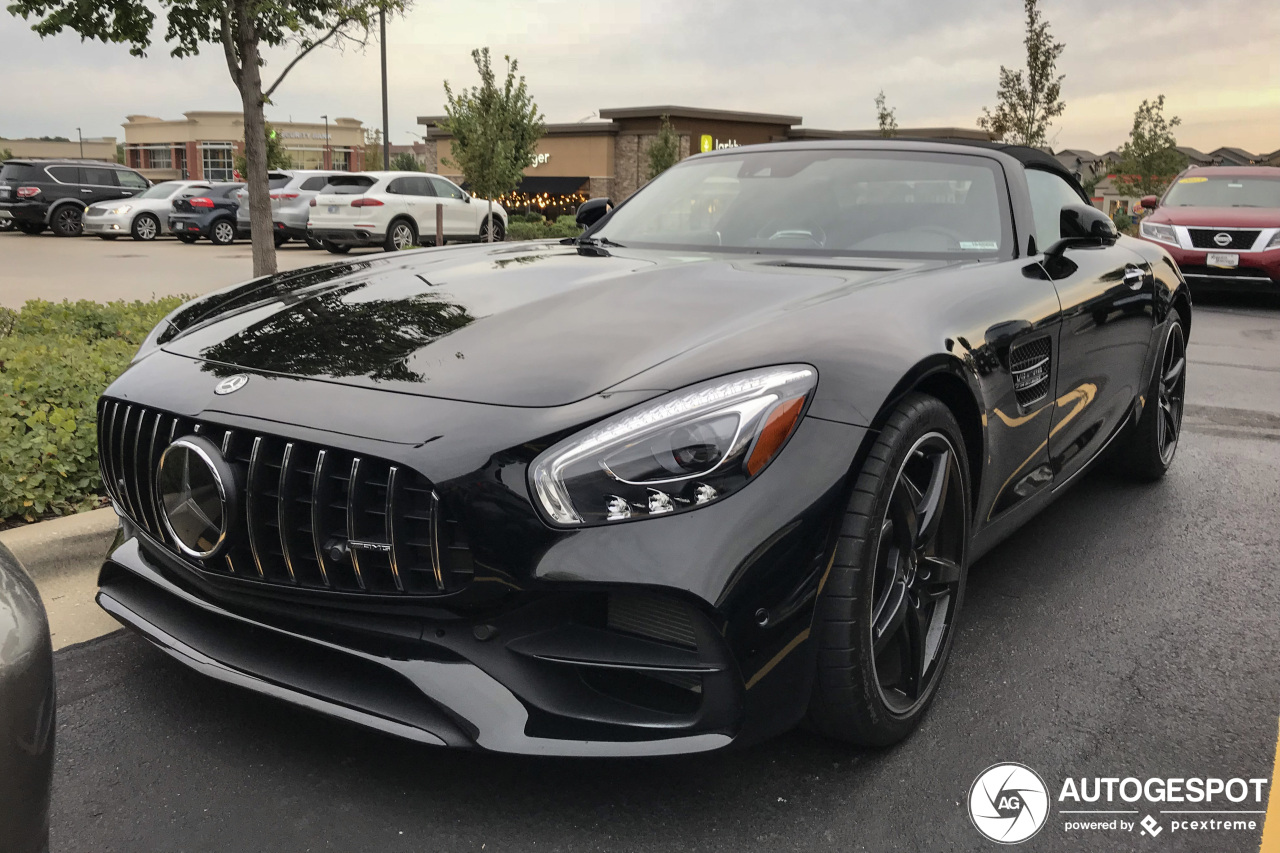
[894,137,1084,188]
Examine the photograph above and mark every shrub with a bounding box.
[0,297,186,523]
[506,215,583,241]
[1111,210,1133,232]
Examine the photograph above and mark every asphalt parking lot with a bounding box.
[5,233,1278,852]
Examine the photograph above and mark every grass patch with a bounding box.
[0,297,187,524]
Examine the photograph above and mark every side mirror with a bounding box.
[1048,203,1118,255]
[1140,195,1159,211]
[576,197,613,229]
[463,193,471,204]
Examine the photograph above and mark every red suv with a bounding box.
[1137,166,1280,292]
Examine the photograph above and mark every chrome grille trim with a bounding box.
[97,399,470,597]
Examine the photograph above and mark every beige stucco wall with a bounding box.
[1,137,118,162]
[433,134,614,181]
[123,113,363,148]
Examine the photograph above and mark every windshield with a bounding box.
[1163,175,1280,208]
[593,149,1010,257]
[136,181,186,199]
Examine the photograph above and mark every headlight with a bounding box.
[1267,231,1280,250]
[108,205,132,215]
[530,365,817,527]
[1140,220,1178,247]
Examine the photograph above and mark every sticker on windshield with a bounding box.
[959,241,998,251]
[1178,176,1208,183]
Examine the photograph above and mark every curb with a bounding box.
[0,506,119,581]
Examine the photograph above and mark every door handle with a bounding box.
[1123,266,1145,290]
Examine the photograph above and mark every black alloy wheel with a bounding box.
[305,235,325,250]
[482,215,505,243]
[1120,318,1187,480]
[808,393,970,746]
[50,205,83,237]
[274,232,288,248]
[210,219,236,246]
[324,241,351,254]
[131,213,159,241]
[385,219,417,252]
[0,218,14,232]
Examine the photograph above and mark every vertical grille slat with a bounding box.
[98,399,467,597]
[1009,336,1052,410]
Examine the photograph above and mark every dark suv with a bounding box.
[0,159,151,237]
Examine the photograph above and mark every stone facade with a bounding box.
[611,132,691,201]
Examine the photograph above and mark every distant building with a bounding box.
[121,112,366,181]
[0,136,117,162]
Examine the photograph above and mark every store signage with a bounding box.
[278,131,330,140]
[700,134,740,153]
[529,152,551,168]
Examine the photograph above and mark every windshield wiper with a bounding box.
[576,235,625,248]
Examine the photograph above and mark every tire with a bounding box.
[131,213,160,242]
[50,205,83,237]
[1120,318,1186,481]
[209,219,236,246]
[324,241,351,255]
[16,221,45,235]
[384,219,417,252]
[97,235,119,241]
[176,234,198,244]
[305,235,324,250]
[808,393,971,746]
[0,219,14,232]
[481,215,505,243]
[274,232,289,248]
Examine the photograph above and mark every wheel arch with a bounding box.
[1171,285,1192,338]
[45,198,84,222]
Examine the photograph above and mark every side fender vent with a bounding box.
[1009,336,1052,409]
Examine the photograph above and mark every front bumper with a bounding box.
[1147,240,1280,290]
[83,213,130,236]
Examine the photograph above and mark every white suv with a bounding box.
[307,171,507,253]
[235,169,346,248]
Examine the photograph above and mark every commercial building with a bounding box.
[0,136,118,162]
[418,105,991,214]
[121,112,366,181]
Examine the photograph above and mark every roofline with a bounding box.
[597,105,802,125]
[418,118,620,139]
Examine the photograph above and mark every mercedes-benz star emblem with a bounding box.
[156,436,233,559]
[214,374,249,395]
[1213,232,1233,247]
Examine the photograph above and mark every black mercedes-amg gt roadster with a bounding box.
[95,140,1190,756]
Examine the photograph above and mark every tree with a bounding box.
[646,114,681,180]
[1110,96,1188,199]
[440,47,545,242]
[390,151,421,171]
[234,123,293,177]
[9,0,408,277]
[875,91,898,138]
[115,141,125,164]
[0,148,12,161]
[977,0,1065,146]
[363,128,384,171]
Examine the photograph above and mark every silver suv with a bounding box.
[235,169,346,248]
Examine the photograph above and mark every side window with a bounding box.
[116,170,148,189]
[45,165,80,183]
[410,176,436,197]
[428,177,463,199]
[386,178,406,194]
[1025,169,1086,253]
[82,167,119,186]
[300,176,328,191]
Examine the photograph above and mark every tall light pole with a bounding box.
[321,114,329,169]
[380,2,390,170]
[76,127,83,159]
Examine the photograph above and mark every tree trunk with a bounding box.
[486,198,493,242]
[233,0,277,278]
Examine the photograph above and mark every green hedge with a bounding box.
[508,215,583,241]
[0,297,186,523]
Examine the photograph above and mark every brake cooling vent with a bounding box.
[607,594,698,649]
[1009,336,1052,409]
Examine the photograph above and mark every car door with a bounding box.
[1027,168,1156,486]
[80,165,124,205]
[427,176,473,237]
[115,168,149,198]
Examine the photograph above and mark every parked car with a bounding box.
[236,169,344,248]
[84,179,212,241]
[0,159,150,237]
[0,542,55,853]
[95,142,1193,756]
[168,183,247,245]
[1137,165,1280,292]
[307,171,507,253]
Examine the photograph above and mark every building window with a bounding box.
[137,144,172,170]
[332,148,352,171]
[201,142,235,181]
[285,147,325,169]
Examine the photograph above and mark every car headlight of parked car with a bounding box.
[107,205,132,216]
[1267,231,1280,250]
[1140,220,1179,247]
[530,365,817,527]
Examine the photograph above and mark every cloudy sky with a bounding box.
[3,0,1278,155]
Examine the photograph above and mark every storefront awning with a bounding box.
[462,176,588,196]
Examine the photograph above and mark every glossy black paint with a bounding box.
[168,183,247,241]
[98,140,1190,754]
[0,543,55,853]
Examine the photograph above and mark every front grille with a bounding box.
[1009,336,1052,409]
[1187,229,1259,250]
[97,398,473,596]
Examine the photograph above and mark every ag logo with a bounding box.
[700,134,713,153]
[214,374,249,395]
[968,763,1050,844]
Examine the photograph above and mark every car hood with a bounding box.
[161,242,941,407]
[1146,206,1280,228]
